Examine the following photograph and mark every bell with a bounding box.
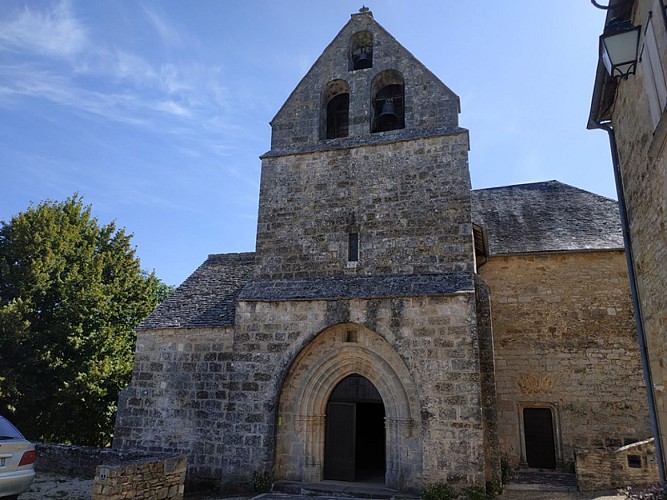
[376,99,399,131]
[353,50,372,70]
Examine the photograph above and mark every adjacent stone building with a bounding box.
[114,9,655,493]
[589,0,667,480]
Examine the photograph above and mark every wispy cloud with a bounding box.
[101,49,160,88]
[153,99,191,117]
[141,5,183,47]
[0,1,232,133]
[0,1,87,59]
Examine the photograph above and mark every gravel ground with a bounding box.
[250,494,624,500]
[21,471,93,499]
[19,472,627,500]
[497,491,623,500]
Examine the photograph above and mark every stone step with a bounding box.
[504,469,578,492]
[272,480,419,499]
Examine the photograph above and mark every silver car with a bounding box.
[0,417,35,500]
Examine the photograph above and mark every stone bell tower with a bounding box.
[255,9,473,279]
[114,7,498,495]
[115,8,657,495]
[234,7,496,491]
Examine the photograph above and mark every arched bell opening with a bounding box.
[371,70,405,133]
[327,93,350,139]
[321,80,350,139]
[323,375,385,483]
[349,31,374,71]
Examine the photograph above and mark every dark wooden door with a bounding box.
[523,407,556,469]
[324,402,356,481]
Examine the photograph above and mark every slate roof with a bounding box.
[471,180,623,255]
[140,181,624,331]
[238,273,474,302]
[137,252,255,330]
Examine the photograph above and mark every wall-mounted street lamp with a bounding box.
[600,18,641,78]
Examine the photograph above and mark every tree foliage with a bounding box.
[0,195,170,446]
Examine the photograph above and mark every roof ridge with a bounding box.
[472,180,559,192]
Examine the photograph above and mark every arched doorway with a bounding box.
[324,375,385,483]
[274,323,422,490]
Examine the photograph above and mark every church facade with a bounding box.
[114,10,654,493]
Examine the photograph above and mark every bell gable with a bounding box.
[269,9,461,154]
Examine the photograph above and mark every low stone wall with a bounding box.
[576,438,660,491]
[35,443,152,478]
[34,443,187,499]
[94,456,187,500]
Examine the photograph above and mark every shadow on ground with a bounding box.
[21,471,627,500]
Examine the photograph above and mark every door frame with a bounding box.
[274,323,423,489]
[518,402,562,469]
[323,401,357,481]
[323,377,387,482]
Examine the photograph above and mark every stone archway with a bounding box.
[274,323,422,490]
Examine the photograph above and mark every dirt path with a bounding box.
[22,471,93,499]
[21,471,627,500]
[498,491,623,499]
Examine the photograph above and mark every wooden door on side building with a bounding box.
[523,407,556,469]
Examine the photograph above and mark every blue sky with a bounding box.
[0,1,612,286]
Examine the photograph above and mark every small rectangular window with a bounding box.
[348,232,359,262]
[627,454,642,468]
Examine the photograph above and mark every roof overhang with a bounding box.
[588,0,637,129]
[472,223,488,261]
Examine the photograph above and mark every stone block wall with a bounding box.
[257,132,473,279]
[34,443,186,499]
[93,456,187,500]
[576,438,659,491]
[479,251,653,467]
[269,11,459,152]
[231,288,486,490]
[35,443,151,478]
[113,328,233,483]
[609,0,667,472]
[474,275,501,486]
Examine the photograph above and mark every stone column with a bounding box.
[299,414,326,482]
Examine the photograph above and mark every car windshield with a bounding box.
[0,417,24,439]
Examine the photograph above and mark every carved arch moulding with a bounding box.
[274,322,423,489]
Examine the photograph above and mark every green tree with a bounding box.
[0,195,170,446]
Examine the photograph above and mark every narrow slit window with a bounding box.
[348,232,359,262]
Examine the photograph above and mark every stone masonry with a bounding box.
[480,251,652,467]
[576,438,659,491]
[114,8,655,494]
[589,0,667,474]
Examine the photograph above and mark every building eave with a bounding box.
[587,0,636,129]
[588,59,619,128]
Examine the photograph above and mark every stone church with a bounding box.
[114,9,655,493]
